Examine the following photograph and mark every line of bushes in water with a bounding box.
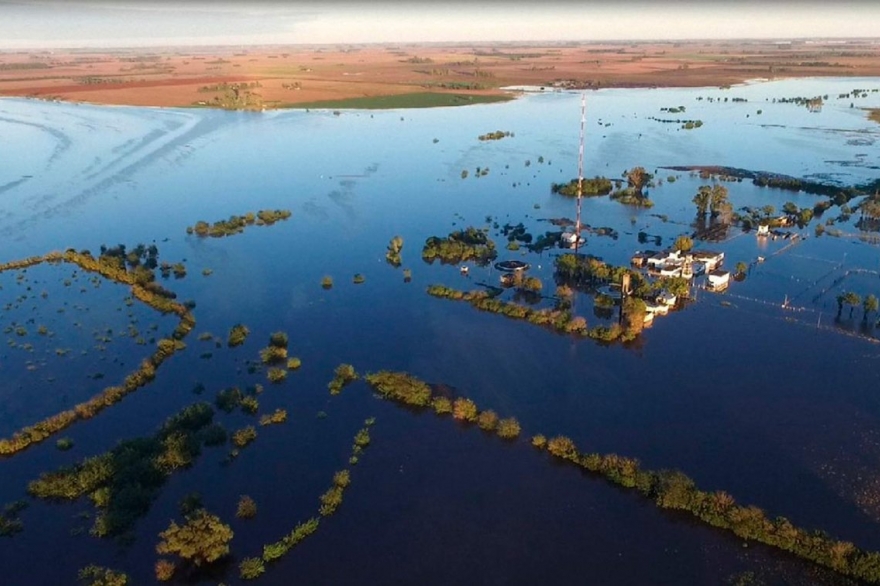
[363,371,521,440]
[422,227,497,265]
[28,403,223,539]
[427,284,589,336]
[0,250,196,456]
[361,370,880,584]
[533,435,880,583]
[238,418,376,580]
[186,209,292,238]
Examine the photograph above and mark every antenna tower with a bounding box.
[576,93,586,253]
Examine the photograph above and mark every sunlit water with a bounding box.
[1,78,880,585]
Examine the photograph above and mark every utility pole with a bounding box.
[575,93,585,255]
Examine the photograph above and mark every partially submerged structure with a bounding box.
[707,269,731,291]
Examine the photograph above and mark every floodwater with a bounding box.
[1,77,880,585]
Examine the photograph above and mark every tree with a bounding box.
[673,235,693,252]
[843,291,862,319]
[236,495,257,519]
[862,199,880,220]
[798,208,814,226]
[496,418,521,439]
[709,185,731,219]
[156,509,233,567]
[624,167,652,196]
[692,186,711,216]
[546,436,578,461]
[735,261,747,276]
[761,205,776,217]
[452,398,478,422]
[622,297,647,337]
[864,294,879,322]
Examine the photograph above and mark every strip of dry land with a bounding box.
[2,40,880,109]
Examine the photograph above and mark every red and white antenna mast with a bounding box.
[575,93,586,253]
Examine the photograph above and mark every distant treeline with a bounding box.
[0,62,52,71]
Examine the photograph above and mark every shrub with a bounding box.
[232,427,257,448]
[334,470,351,488]
[269,331,288,348]
[239,557,265,580]
[531,434,547,449]
[477,410,499,431]
[77,565,129,586]
[386,236,404,266]
[655,470,697,510]
[227,324,249,347]
[432,396,452,415]
[267,368,287,383]
[452,398,478,422]
[353,273,366,284]
[319,486,344,517]
[496,417,521,439]
[353,428,371,448]
[287,357,302,370]
[321,276,333,289]
[547,436,578,461]
[259,409,287,426]
[236,495,257,519]
[328,363,358,395]
[154,559,175,582]
[259,345,287,364]
[240,396,259,414]
[56,437,74,451]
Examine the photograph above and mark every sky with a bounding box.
[1,1,879,49]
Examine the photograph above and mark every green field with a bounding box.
[285,92,513,110]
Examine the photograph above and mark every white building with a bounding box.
[647,249,681,270]
[691,250,725,271]
[707,269,731,290]
[656,291,678,306]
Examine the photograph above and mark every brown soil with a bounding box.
[2,40,879,109]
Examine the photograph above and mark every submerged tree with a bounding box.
[673,235,694,252]
[709,185,731,219]
[863,294,879,322]
[692,186,711,217]
[386,236,404,267]
[838,291,862,319]
[624,167,652,196]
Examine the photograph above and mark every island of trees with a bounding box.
[422,227,497,265]
[186,210,291,238]
[477,130,512,141]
